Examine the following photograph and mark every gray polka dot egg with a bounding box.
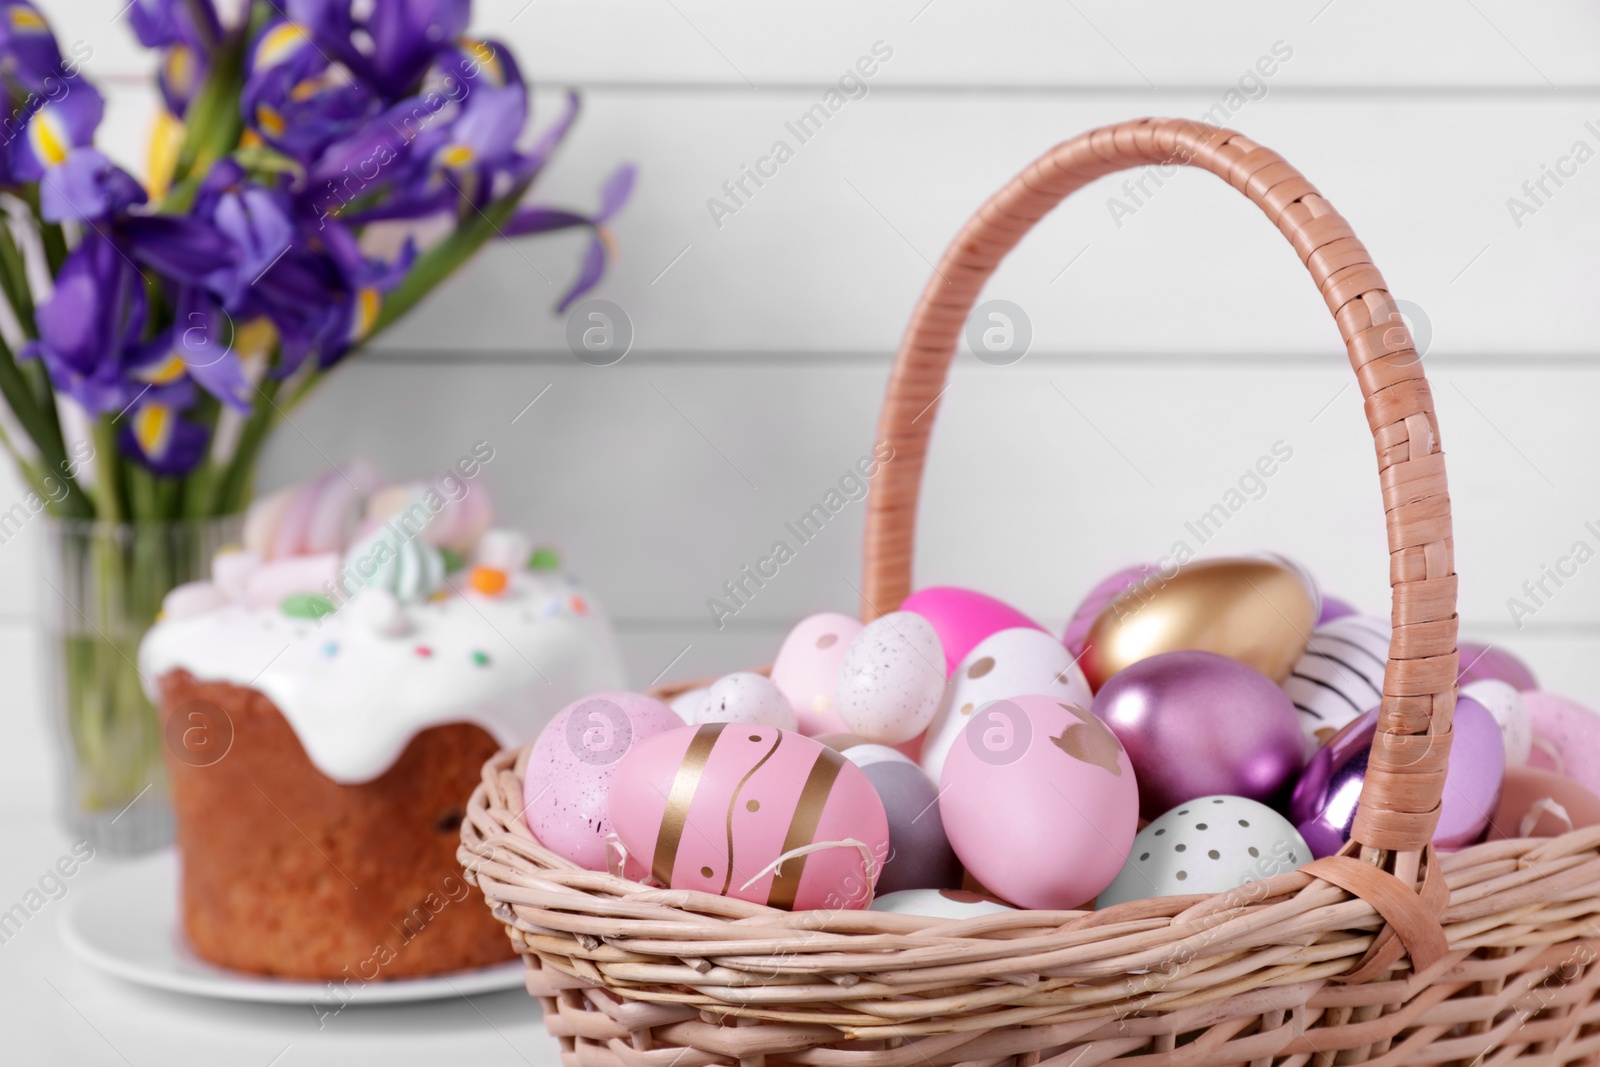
[1095,795,1310,908]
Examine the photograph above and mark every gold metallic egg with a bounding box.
[1081,557,1316,690]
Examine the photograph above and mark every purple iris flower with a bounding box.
[118,381,209,475]
[126,0,221,49]
[242,56,379,164]
[189,160,297,309]
[0,1,68,90]
[118,213,240,287]
[508,162,637,312]
[125,289,253,413]
[350,0,471,98]
[22,233,146,415]
[12,82,148,221]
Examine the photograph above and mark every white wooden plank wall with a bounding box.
[6,1,1600,809]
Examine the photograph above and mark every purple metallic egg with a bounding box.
[1458,642,1538,692]
[1317,595,1358,625]
[1091,650,1305,821]
[1290,696,1505,857]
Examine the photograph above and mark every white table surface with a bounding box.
[0,696,562,1065]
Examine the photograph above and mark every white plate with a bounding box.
[60,851,526,1004]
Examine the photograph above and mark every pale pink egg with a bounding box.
[523,693,685,871]
[899,587,1043,675]
[609,724,889,910]
[940,694,1137,909]
[1524,692,1600,796]
[769,612,862,735]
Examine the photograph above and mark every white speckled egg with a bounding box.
[769,612,863,735]
[695,672,797,731]
[1096,796,1310,908]
[921,627,1093,783]
[836,611,945,744]
[1463,679,1531,767]
[1282,615,1390,754]
[870,889,1015,919]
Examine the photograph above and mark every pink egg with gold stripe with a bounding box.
[609,725,889,910]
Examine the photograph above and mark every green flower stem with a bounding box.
[0,334,89,516]
[214,374,281,515]
[0,222,37,337]
[172,30,245,188]
[90,418,125,524]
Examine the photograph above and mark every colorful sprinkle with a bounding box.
[471,650,490,666]
[415,645,433,658]
[281,593,335,620]
[569,594,588,616]
[322,641,339,657]
[440,546,467,573]
[525,547,560,571]
[470,565,508,596]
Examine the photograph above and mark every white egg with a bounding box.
[920,627,1092,782]
[1096,796,1310,908]
[1282,615,1390,755]
[869,889,1014,919]
[1463,679,1532,767]
[836,611,945,744]
[669,687,712,722]
[696,672,797,730]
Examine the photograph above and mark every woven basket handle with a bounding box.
[861,118,1458,857]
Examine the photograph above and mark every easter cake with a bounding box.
[140,458,625,980]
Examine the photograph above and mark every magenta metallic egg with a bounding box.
[1290,695,1505,857]
[1091,650,1305,821]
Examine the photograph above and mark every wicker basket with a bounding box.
[459,117,1600,1067]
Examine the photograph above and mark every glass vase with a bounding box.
[42,515,243,857]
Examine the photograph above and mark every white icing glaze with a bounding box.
[139,569,626,784]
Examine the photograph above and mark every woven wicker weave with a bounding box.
[459,118,1600,1067]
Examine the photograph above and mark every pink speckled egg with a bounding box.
[523,693,685,871]
[939,695,1137,909]
[609,724,889,910]
[899,587,1043,675]
[769,612,863,735]
[1524,692,1600,796]
[836,611,946,744]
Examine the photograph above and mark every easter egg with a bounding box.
[1290,696,1505,857]
[870,889,1014,919]
[769,612,862,735]
[836,611,945,744]
[691,673,797,731]
[1096,796,1310,908]
[1318,594,1358,624]
[523,693,685,870]
[834,740,961,894]
[1092,651,1305,820]
[609,724,889,909]
[898,587,1042,675]
[1488,767,1600,840]
[920,627,1093,783]
[1081,557,1316,690]
[1458,642,1537,691]
[939,695,1138,909]
[1281,615,1391,755]
[669,687,712,722]
[1462,679,1531,768]
[1063,564,1153,659]
[1523,692,1600,795]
